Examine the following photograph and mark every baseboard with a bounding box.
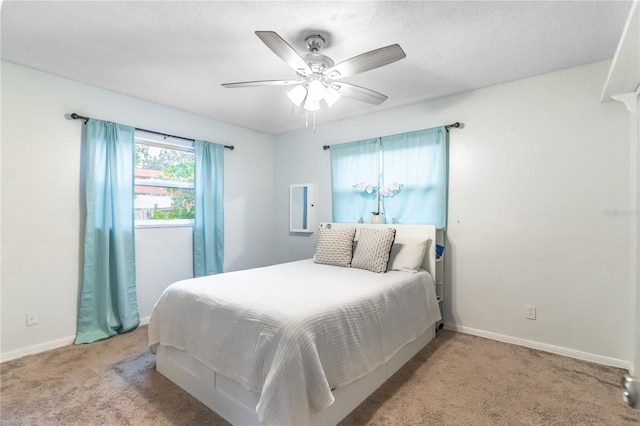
[1,316,151,364]
[3,319,625,371]
[444,323,631,371]
[0,335,76,363]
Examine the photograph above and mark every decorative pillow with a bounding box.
[314,226,356,267]
[387,238,429,273]
[351,228,396,273]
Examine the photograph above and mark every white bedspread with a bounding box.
[148,259,441,425]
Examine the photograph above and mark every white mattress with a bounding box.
[148,259,441,425]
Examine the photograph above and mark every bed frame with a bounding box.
[155,223,438,425]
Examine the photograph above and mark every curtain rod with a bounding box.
[322,122,463,150]
[69,113,235,150]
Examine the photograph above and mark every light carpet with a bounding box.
[1,326,638,425]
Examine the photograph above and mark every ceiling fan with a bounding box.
[222,31,406,114]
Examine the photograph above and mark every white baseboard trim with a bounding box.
[1,317,151,364]
[444,323,631,371]
[0,335,76,363]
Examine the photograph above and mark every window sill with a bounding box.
[135,219,194,229]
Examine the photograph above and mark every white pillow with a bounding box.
[351,228,396,273]
[387,238,429,273]
[314,226,356,267]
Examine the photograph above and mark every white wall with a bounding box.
[1,61,275,359]
[135,227,193,320]
[2,58,634,369]
[273,61,633,367]
[636,94,640,376]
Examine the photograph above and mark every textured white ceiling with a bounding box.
[1,1,633,134]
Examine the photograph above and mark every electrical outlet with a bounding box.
[26,311,39,326]
[526,305,536,320]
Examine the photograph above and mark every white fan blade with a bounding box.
[222,80,301,88]
[334,82,388,105]
[325,44,406,79]
[255,31,312,75]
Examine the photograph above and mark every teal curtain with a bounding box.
[75,119,139,344]
[381,127,448,227]
[194,140,224,277]
[330,127,448,227]
[331,138,380,222]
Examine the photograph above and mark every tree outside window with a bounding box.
[134,141,195,224]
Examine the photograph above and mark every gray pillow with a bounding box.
[314,226,356,267]
[388,238,429,273]
[351,228,397,273]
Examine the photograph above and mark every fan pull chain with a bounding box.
[302,109,317,132]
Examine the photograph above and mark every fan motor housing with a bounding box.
[303,34,334,74]
[303,53,334,74]
[305,34,325,52]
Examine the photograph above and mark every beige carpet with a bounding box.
[1,326,638,425]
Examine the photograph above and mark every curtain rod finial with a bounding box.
[445,122,463,131]
[69,113,89,124]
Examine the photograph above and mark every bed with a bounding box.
[149,223,441,425]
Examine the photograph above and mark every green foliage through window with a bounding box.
[135,141,195,222]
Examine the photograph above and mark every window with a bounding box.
[134,134,195,227]
[331,127,448,227]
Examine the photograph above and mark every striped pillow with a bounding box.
[351,228,397,273]
[314,226,356,267]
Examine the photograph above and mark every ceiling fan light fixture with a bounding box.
[287,85,307,106]
[304,98,321,112]
[324,85,341,108]
[225,30,407,126]
[223,31,405,124]
[307,79,327,102]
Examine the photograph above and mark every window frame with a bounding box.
[134,134,195,229]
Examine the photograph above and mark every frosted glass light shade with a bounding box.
[287,85,307,106]
[288,80,342,112]
[307,80,326,102]
[304,98,320,112]
[324,86,341,107]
